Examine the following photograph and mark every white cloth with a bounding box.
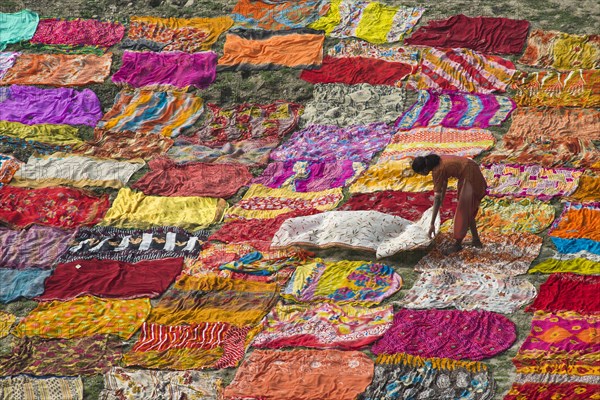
[272,208,440,258]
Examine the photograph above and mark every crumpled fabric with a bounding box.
[112,51,217,90]
[372,309,517,360]
[231,0,329,30]
[526,273,600,314]
[0,376,83,400]
[405,14,529,54]
[0,52,20,79]
[0,225,75,269]
[505,382,600,400]
[75,129,173,161]
[529,257,600,275]
[272,209,440,257]
[132,157,251,198]
[31,18,125,48]
[0,85,102,127]
[0,268,52,303]
[327,40,420,65]
[0,10,39,51]
[519,30,600,70]
[0,121,82,147]
[167,139,279,166]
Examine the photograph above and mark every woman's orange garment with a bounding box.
[432,155,487,240]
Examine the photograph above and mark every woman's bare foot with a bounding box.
[442,242,463,255]
[464,240,483,248]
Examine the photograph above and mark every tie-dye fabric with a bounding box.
[327,40,420,65]
[223,350,374,400]
[101,187,226,231]
[270,123,393,162]
[372,309,516,360]
[123,322,251,370]
[253,302,393,350]
[406,47,517,93]
[300,83,405,127]
[112,51,217,90]
[12,152,144,189]
[519,30,600,70]
[396,90,516,129]
[0,225,75,269]
[122,15,233,52]
[0,86,103,127]
[404,14,529,55]
[380,127,495,162]
[231,0,330,30]
[253,160,365,192]
[0,10,39,51]
[0,376,83,400]
[550,202,600,255]
[401,269,537,313]
[282,259,402,306]
[13,296,151,339]
[76,129,173,160]
[0,186,109,229]
[225,184,343,220]
[0,335,122,376]
[218,30,325,71]
[148,275,279,326]
[98,89,204,137]
[0,52,20,79]
[512,69,600,108]
[309,0,424,43]
[483,164,583,200]
[176,101,302,147]
[0,153,21,184]
[415,232,543,276]
[100,368,223,400]
[0,268,52,303]
[31,18,125,49]
[0,53,112,86]
[360,353,495,400]
[513,311,599,376]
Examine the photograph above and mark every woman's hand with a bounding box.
[428,223,436,239]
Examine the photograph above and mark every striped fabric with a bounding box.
[132,322,228,352]
[406,47,517,93]
[97,90,204,137]
[380,127,495,162]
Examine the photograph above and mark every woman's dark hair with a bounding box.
[411,154,441,173]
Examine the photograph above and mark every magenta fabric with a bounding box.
[31,18,125,48]
[252,161,364,192]
[371,309,517,360]
[0,226,75,269]
[112,51,217,89]
[0,85,102,126]
[37,257,184,301]
[404,14,530,55]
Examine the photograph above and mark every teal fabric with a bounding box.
[0,268,51,303]
[0,10,40,51]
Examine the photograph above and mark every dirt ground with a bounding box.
[1,0,599,399]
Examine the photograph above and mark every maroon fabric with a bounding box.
[300,56,415,86]
[526,273,600,314]
[404,14,530,54]
[209,209,322,251]
[131,157,252,198]
[37,257,183,301]
[340,190,458,222]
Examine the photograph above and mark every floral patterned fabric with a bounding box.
[0,153,21,184]
[0,335,123,376]
[75,129,173,161]
[13,296,151,339]
[415,232,543,276]
[225,184,343,220]
[327,41,420,65]
[512,69,600,108]
[483,164,583,200]
[406,47,517,94]
[252,302,393,350]
[231,0,330,30]
[0,186,109,229]
[272,209,439,256]
[401,269,537,313]
[309,0,424,43]
[270,123,393,163]
[0,376,83,400]
[122,15,233,52]
[504,382,600,400]
[223,349,374,400]
[372,309,517,360]
[148,275,279,327]
[340,190,457,222]
[100,367,223,400]
[396,90,516,130]
[360,353,495,400]
[513,311,600,376]
[282,259,402,306]
[0,311,15,338]
[300,83,405,127]
[176,101,302,147]
[519,30,600,70]
[167,139,279,166]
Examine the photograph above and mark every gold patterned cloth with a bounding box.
[519,30,600,70]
